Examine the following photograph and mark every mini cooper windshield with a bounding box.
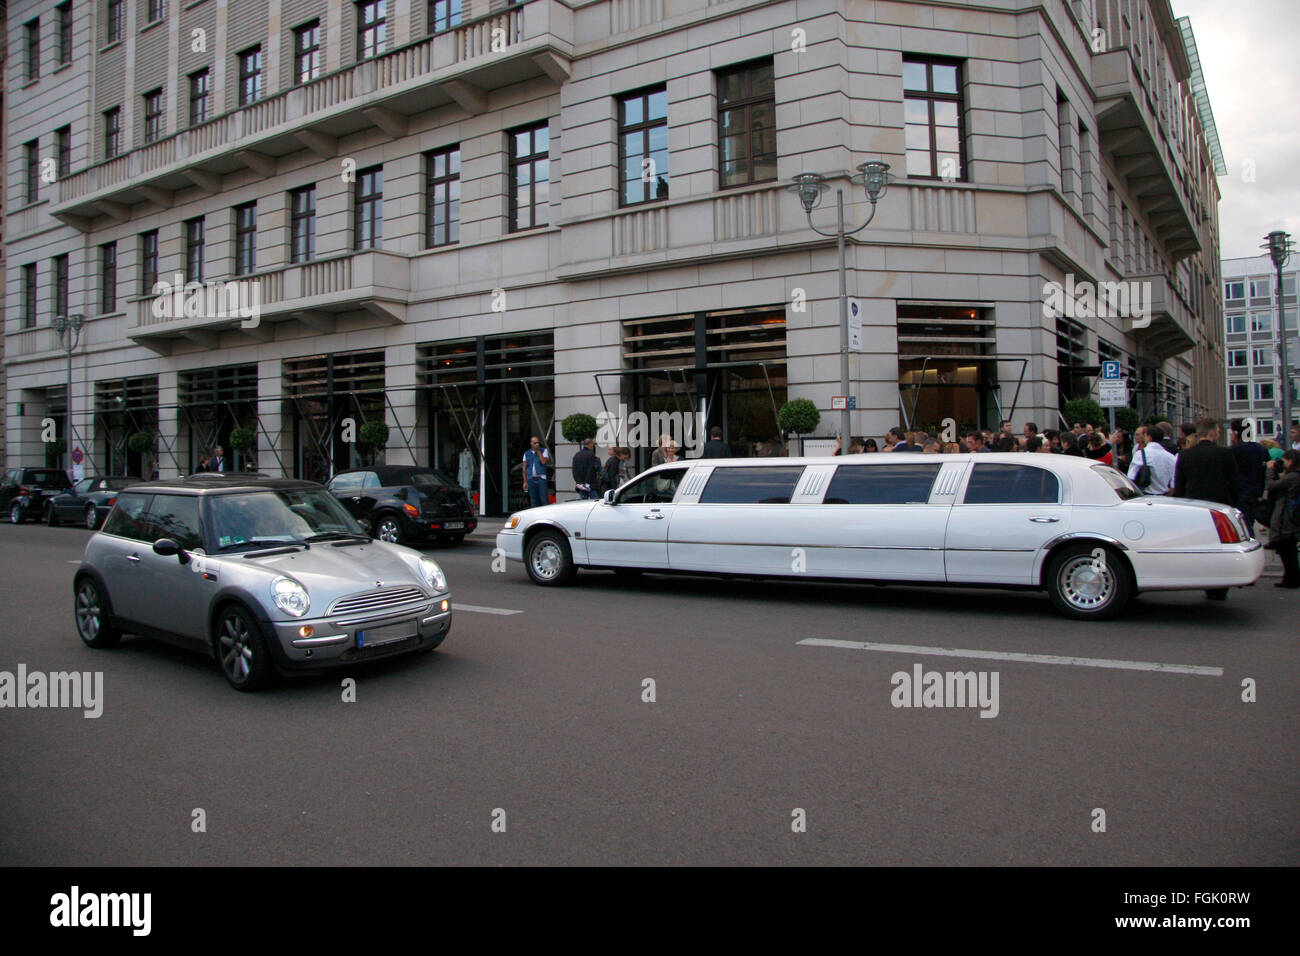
[208,489,367,552]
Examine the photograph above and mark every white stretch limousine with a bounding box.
[496,453,1264,619]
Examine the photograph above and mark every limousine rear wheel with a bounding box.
[1046,543,1131,620]
[526,530,577,586]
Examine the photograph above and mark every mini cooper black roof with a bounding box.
[121,474,324,495]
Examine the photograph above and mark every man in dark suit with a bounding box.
[701,426,728,459]
[1173,418,1241,601]
[888,427,919,452]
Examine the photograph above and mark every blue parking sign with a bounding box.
[1101,360,1121,380]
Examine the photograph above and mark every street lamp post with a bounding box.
[1263,230,1295,437]
[789,161,893,445]
[52,313,85,472]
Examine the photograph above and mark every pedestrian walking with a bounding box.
[1173,418,1241,601]
[521,436,550,508]
[1127,425,1175,496]
[1262,451,1300,588]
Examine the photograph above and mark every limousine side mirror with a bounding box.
[152,537,191,565]
[604,489,618,505]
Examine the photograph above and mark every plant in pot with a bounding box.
[777,398,821,455]
[229,427,257,472]
[357,420,390,466]
[561,413,598,444]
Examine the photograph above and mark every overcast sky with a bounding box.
[1172,0,1300,260]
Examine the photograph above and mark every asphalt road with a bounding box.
[1,520,1296,866]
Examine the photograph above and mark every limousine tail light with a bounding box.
[1211,510,1241,544]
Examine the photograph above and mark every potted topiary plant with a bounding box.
[357,420,390,466]
[1062,398,1105,429]
[561,413,598,444]
[777,398,821,455]
[229,427,256,453]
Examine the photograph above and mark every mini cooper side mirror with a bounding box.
[152,538,190,564]
[604,489,618,505]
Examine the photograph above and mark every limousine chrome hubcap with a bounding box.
[531,541,562,579]
[1059,554,1114,609]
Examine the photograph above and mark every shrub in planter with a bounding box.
[561,413,598,444]
[127,431,156,455]
[1062,398,1105,429]
[229,427,256,453]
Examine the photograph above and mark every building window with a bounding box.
[294,20,322,85]
[357,1,388,61]
[141,230,159,294]
[24,140,40,204]
[1251,312,1270,333]
[1255,382,1274,402]
[1249,278,1270,298]
[234,203,257,276]
[1227,349,1247,368]
[1224,280,1245,300]
[290,185,317,263]
[57,4,73,65]
[354,166,383,250]
[22,265,38,329]
[100,242,118,314]
[147,0,165,22]
[239,46,263,106]
[508,122,549,231]
[1257,418,1275,438]
[1229,383,1248,402]
[1226,314,1245,334]
[717,59,776,189]
[143,89,164,144]
[903,56,965,180]
[104,107,122,158]
[107,0,124,43]
[425,147,460,247]
[53,255,69,320]
[188,70,211,126]
[619,87,669,206]
[185,218,205,283]
[24,18,40,81]
[56,126,71,179]
[1252,348,1272,367]
[428,0,462,33]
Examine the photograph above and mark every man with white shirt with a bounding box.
[1290,423,1300,452]
[1128,424,1175,495]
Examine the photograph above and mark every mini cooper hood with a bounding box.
[219,541,426,593]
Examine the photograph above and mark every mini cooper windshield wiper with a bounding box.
[219,538,309,553]
[304,531,371,543]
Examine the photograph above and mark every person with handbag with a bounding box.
[1127,424,1175,496]
[1262,450,1300,588]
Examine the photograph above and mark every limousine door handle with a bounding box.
[643,512,665,520]
[1028,516,1061,523]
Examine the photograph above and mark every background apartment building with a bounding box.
[5,0,1224,514]
[1221,253,1298,441]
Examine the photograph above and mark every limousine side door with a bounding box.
[583,467,691,568]
[795,460,953,581]
[944,461,1069,585]
[667,464,811,575]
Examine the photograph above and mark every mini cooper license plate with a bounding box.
[444,521,465,530]
[356,622,416,648]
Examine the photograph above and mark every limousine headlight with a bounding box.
[505,514,521,530]
[271,576,310,617]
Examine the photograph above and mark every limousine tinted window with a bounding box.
[619,467,687,504]
[962,464,1059,505]
[699,466,805,504]
[1092,464,1142,500]
[824,463,941,504]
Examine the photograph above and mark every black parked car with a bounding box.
[327,466,477,546]
[46,475,137,529]
[3,467,74,524]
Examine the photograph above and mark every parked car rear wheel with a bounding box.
[525,529,577,586]
[75,576,120,648]
[447,534,465,547]
[85,505,100,530]
[215,604,277,692]
[1046,543,1131,620]
[374,514,404,544]
[46,502,59,526]
[10,503,24,524]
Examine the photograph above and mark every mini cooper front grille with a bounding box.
[328,586,426,617]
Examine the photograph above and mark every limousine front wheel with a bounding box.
[1046,543,1131,620]
[526,530,577,586]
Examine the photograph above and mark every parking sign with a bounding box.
[1101,360,1121,381]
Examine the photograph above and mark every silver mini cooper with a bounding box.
[73,475,453,691]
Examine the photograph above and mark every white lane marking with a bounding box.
[456,604,522,616]
[797,638,1223,677]
[66,560,82,564]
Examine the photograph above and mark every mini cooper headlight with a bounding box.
[418,557,447,593]
[505,514,521,529]
[271,576,310,617]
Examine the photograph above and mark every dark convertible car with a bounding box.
[47,476,137,529]
[327,465,476,546]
